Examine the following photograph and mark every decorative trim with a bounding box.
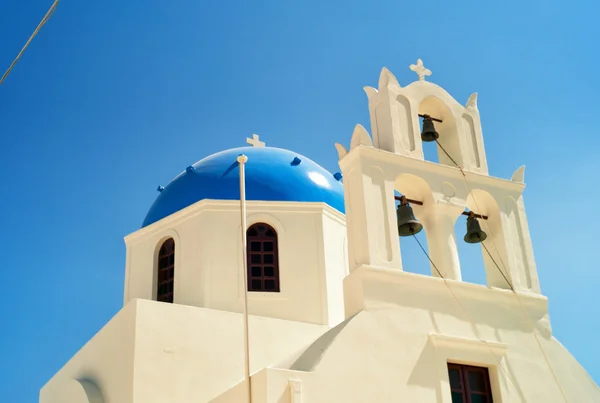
[350,146,525,196]
[466,92,478,109]
[349,124,373,149]
[125,200,345,243]
[429,333,508,403]
[334,143,348,160]
[429,334,508,356]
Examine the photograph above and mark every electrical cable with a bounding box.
[433,138,569,403]
[0,0,59,86]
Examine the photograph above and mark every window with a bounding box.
[246,223,280,292]
[157,238,175,303]
[448,363,493,403]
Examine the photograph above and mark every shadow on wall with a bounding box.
[289,314,358,372]
[493,328,528,401]
[407,338,445,402]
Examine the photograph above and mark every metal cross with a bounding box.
[246,134,266,147]
[409,59,432,82]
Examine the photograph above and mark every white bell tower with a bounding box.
[336,59,541,294]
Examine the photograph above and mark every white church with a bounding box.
[40,60,599,403]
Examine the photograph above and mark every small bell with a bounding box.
[396,198,423,237]
[464,213,487,244]
[421,116,439,142]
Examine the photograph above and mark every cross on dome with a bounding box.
[246,134,266,147]
[409,59,432,82]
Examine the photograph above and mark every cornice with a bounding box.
[125,200,345,244]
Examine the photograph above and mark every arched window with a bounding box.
[247,223,280,292]
[157,238,175,303]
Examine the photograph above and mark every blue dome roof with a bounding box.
[142,146,345,227]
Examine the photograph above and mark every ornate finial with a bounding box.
[466,92,478,109]
[246,134,266,147]
[409,59,431,82]
[378,67,401,89]
[511,165,526,183]
[334,143,348,160]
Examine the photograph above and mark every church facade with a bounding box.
[40,61,600,403]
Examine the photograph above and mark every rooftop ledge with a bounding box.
[344,265,551,335]
[125,199,346,243]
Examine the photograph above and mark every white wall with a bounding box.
[41,299,331,403]
[320,212,348,325]
[132,299,328,403]
[219,268,598,403]
[124,200,347,326]
[40,301,137,403]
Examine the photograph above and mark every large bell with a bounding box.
[396,203,423,237]
[464,214,488,244]
[421,116,439,142]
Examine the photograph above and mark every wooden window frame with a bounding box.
[447,363,494,403]
[157,238,175,303]
[246,223,280,292]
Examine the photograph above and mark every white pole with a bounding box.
[237,154,252,403]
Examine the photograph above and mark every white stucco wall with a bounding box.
[40,299,330,403]
[320,213,348,325]
[215,268,597,403]
[131,299,329,402]
[124,200,347,326]
[39,301,137,403]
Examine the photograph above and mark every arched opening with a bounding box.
[454,213,488,286]
[459,189,511,288]
[394,174,437,277]
[157,238,175,303]
[395,191,431,276]
[417,96,462,169]
[247,223,280,292]
[419,118,440,163]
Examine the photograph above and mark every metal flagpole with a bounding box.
[237,154,252,403]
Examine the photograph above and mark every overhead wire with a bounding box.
[0,0,59,86]
[433,138,569,403]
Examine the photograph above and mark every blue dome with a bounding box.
[142,146,345,227]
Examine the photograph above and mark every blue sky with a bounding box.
[1,0,599,401]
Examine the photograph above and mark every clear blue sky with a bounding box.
[1,0,599,401]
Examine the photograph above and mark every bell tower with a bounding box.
[336,60,541,295]
[363,59,488,175]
